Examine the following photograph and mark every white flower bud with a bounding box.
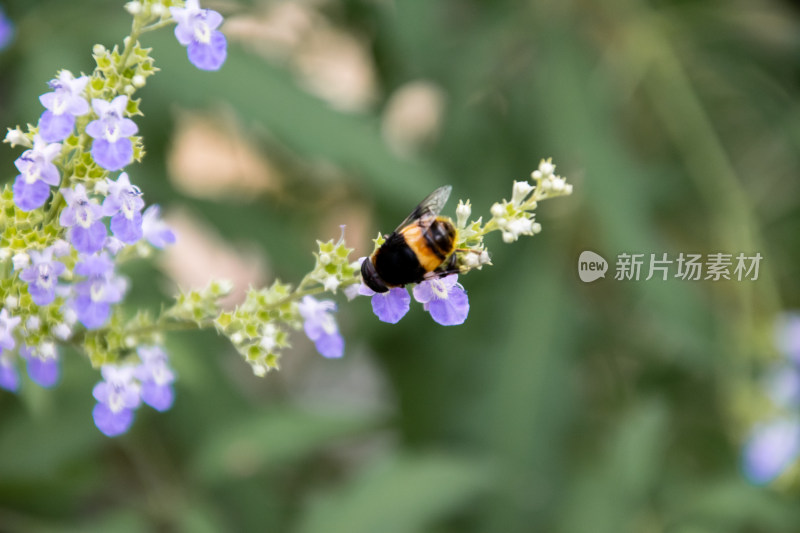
[4,296,17,310]
[252,362,268,377]
[462,253,480,269]
[132,75,146,88]
[94,179,109,196]
[502,231,515,243]
[323,275,340,292]
[26,316,41,332]
[125,1,142,15]
[509,217,533,237]
[125,336,137,348]
[511,181,534,206]
[551,177,565,192]
[456,200,472,228]
[0,248,11,261]
[39,342,57,359]
[564,184,573,195]
[319,252,331,266]
[479,250,491,264]
[12,252,29,271]
[53,323,72,340]
[490,203,505,218]
[4,128,32,148]
[93,44,107,56]
[151,3,166,17]
[531,170,543,181]
[260,335,277,353]
[124,85,135,95]
[539,159,555,176]
[62,308,78,325]
[532,222,542,234]
[231,332,244,345]
[214,279,234,295]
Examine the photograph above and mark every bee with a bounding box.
[361,185,460,293]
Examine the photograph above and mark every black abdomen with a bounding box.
[373,232,427,286]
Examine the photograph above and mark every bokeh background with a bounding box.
[1,0,800,531]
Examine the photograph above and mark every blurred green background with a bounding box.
[2,0,800,531]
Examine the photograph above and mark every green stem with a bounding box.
[141,18,175,33]
[118,19,143,70]
[78,276,363,343]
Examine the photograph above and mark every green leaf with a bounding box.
[297,453,490,533]
[557,400,669,533]
[190,408,382,483]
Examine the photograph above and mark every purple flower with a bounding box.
[0,355,19,392]
[59,184,107,254]
[21,344,60,388]
[298,296,344,358]
[359,284,411,324]
[38,71,90,142]
[412,275,469,326]
[142,205,176,248]
[134,346,176,411]
[92,364,141,437]
[0,7,13,51]
[102,172,144,243]
[19,247,66,306]
[71,252,127,329]
[12,135,61,211]
[170,0,227,71]
[0,308,21,352]
[742,418,800,485]
[86,96,138,171]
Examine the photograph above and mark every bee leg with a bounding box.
[422,255,461,281]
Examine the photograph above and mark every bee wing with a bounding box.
[393,185,452,232]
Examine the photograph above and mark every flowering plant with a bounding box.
[0,0,573,437]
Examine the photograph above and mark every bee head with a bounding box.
[361,257,389,293]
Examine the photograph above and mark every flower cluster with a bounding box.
[456,159,572,256]
[0,0,577,443]
[741,313,800,485]
[92,346,176,437]
[0,0,226,437]
[356,273,469,326]
[211,236,358,376]
[352,159,573,326]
